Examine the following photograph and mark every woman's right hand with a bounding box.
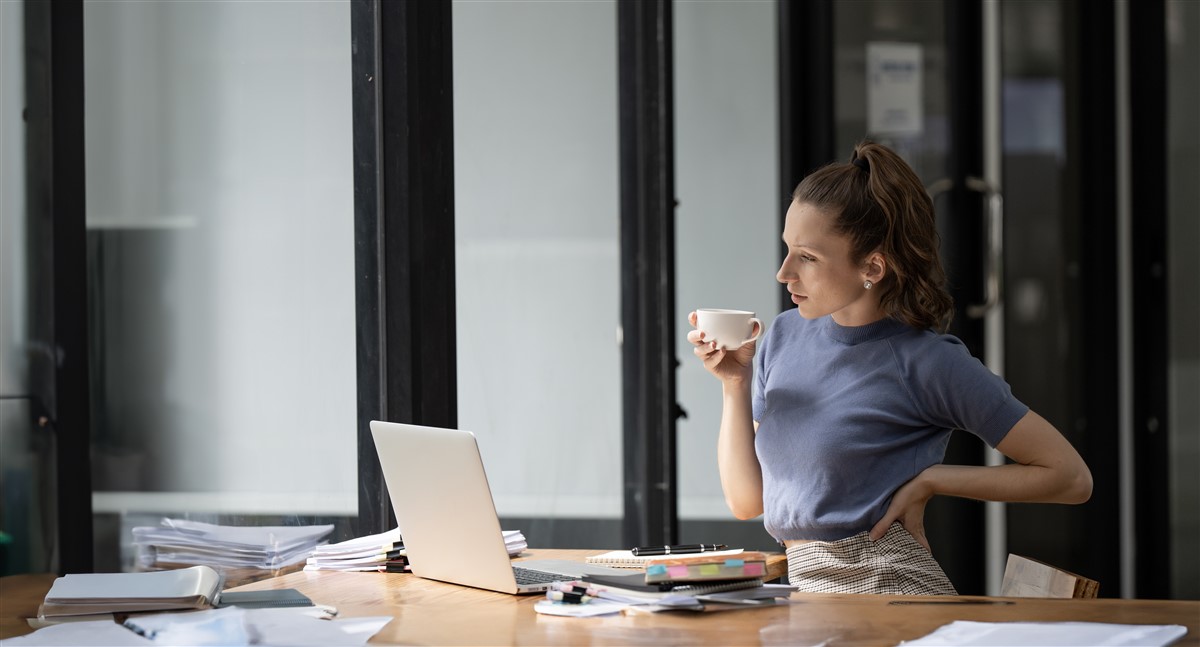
[687,310,757,384]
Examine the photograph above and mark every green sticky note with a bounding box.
[699,564,721,576]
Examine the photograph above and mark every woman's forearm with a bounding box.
[922,410,1093,504]
[918,461,1092,505]
[716,379,764,519]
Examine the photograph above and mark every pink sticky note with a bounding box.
[668,565,690,578]
[744,562,764,576]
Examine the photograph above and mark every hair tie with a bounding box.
[852,157,870,173]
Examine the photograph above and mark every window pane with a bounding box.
[84,0,357,571]
[453,1,622,543]
[673,0,781,546]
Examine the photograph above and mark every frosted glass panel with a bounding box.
[453,1,622,519]
[84,0,356,525]
[674,0,781,520]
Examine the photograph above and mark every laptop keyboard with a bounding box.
[512,566,569,585]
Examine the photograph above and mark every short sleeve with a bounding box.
[906,335,1029,448]
[752,326,770,422]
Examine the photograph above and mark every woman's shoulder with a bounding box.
[888,326,983,374]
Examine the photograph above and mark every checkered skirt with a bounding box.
[785,522,958,595]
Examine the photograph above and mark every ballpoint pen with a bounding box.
[630,543,728,557]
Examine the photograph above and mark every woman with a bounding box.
[687,140,1092,595]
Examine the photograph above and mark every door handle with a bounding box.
[926,177,1004,318]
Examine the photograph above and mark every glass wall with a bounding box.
[998,0,1083,573]
[0,0,52,577]
[673,0,780,547]
[1166,0,1199,601]
[452,0,622,544]
[83,0,357,570]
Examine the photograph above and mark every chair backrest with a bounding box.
[1000,553,1100,598]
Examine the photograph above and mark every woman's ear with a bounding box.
[863,251,887,283]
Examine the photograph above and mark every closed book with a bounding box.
[40,565,223,617]
[578,571,763,604]
[644,551,769,584]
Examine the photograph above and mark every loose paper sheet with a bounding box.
[901,620,1188,647]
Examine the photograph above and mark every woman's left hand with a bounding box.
[870,467,937,551]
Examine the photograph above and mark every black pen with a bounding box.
[631,543,727,556]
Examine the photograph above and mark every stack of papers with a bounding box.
[305,528,405,573]
[503,529,528,556]
[133,518,334,573]
[303,529,527,573]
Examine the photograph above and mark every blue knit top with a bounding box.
[751,311,1028,542]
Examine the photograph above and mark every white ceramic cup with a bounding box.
[695,309,763,350]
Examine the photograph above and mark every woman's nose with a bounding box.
[776,261,792,284]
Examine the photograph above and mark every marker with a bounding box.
[552,583,598,596]
[630,544,727,557]
[546,590,593,604]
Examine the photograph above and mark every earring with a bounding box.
[863,280,874,290]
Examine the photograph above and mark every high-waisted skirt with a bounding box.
[784,522,958,595]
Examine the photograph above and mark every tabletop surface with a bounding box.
[3,549,1197,646]
[228,548,1200,646]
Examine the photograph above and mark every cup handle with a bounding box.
[742,318,762,346]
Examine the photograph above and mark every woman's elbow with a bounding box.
[725,497,764,521]
[1063,463,1093,504]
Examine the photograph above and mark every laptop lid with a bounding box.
[369,420,545,594]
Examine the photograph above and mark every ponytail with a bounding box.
[793,141,954,332]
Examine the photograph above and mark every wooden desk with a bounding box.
[225,549,1198,646]
[3,550,1197,645]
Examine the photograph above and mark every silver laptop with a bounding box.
[369,420,619,594]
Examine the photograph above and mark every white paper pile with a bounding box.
[304,527,405,572]
[303,528,527,573]
[133,518,334,571]
[503,529,528,556]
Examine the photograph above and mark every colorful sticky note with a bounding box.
[744,562,765,576]
[647,564,667,575]
[725,559,745,567]
[668,565,690,578]
[699,564,720,575]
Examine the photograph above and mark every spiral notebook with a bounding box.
[585,548,744,569]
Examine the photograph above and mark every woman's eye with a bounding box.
[800,254,816,262]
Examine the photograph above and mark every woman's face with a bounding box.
[777,200,882,326]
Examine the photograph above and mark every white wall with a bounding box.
[83,0,356,512]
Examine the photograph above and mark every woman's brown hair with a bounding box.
[792,140,954,332]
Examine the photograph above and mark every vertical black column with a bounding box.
[1128,0,1170,600]
[618,0,677,548]
[778,0,834,312]
[922,0,987,596]
[1063,0,1121,595]
[24,0,93,575]
[351,0,457,534]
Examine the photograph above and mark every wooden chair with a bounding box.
[1000,553,1100,598]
